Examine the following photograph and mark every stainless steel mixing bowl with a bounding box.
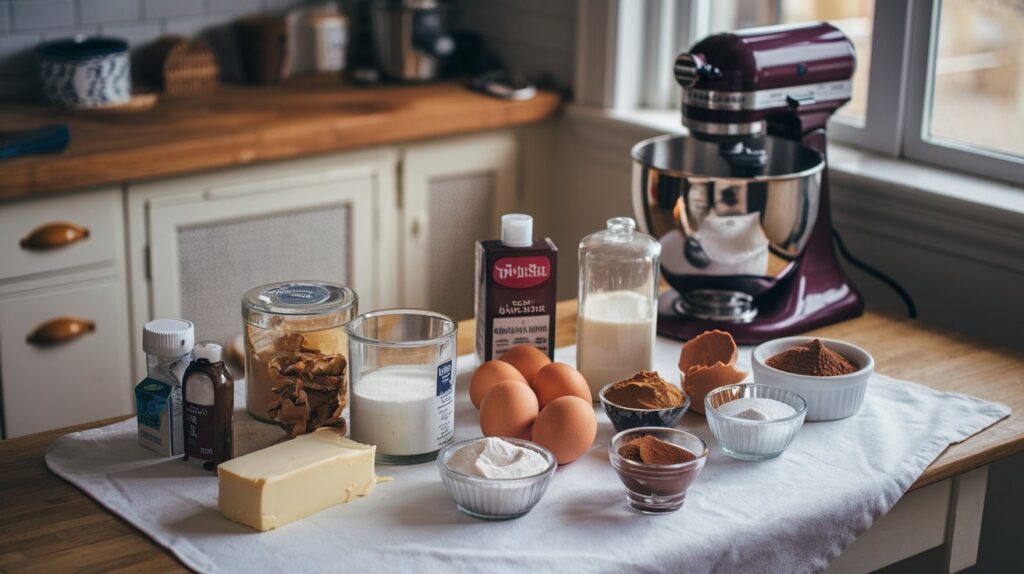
[632,134,824,303]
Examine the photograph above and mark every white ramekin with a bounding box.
[751,337,874,421]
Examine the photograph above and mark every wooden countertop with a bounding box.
[1,303,1021,572]
[0,78,561,200]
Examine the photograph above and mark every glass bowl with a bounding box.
[437,437,557,520]
[704,384,807,461]
[599,382,690,432]
[608,427,708,514]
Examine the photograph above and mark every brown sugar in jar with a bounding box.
[242,282,357,437]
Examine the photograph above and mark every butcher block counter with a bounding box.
[0,78,561,200]
[0,300,1022,573]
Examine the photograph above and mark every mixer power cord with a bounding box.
[831,229,918,319]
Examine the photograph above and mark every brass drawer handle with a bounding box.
[20,221,90,251]
[26,316,96,347]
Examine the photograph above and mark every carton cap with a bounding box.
[501,213,533,247]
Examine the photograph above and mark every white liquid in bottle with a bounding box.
[576,290,655,397]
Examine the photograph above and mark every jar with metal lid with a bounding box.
[242,281,357,436]
[576,217,661,397]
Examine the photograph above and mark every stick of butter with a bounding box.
[217,427,376,531]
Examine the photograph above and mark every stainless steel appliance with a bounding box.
[371,0,454,82]
[633,22,865,343]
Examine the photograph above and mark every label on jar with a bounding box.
[184,373,216,461]
[274,284,330,306]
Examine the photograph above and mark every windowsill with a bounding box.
[568,104,1024,222]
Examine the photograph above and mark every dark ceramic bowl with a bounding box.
[599,382,691,432]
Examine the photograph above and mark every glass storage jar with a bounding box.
[242,282,357,429]
[347,309,457,464]
[577,217,661,397]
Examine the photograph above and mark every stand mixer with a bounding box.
[633,22,864,344]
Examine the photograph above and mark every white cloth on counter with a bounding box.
[46,339,1010,574]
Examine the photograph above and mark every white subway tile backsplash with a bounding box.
[99,21,162,47]
[209,0,261,15]
[41,25,101,40]
[79,0,140,25]
[142,0,203,20]
[163,11,234,38]
[0,2,10,33]
[11,0,74,31]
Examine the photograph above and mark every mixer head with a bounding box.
[674,22,856,145]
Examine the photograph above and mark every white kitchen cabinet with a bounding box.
[127,150,399,381]
[401,132,519,321]
[0,276,132,437]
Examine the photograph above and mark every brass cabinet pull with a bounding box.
[19,221,90,251]
[26,316,96,347]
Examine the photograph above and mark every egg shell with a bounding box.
[470,360,528,409]
[531,362,592,407]
[532,396,597,464]
[679,329,738,372]
[500,344,552,383]
[480,379,540,440]
[683,361,747,415]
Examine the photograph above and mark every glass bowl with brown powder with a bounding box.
[599,371,691,432]
[752,337,874,421]
[608,427,708,514]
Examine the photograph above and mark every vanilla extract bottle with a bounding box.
[182,342,234,471]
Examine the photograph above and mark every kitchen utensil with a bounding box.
[633,22,864,343]
[371,0,454,82]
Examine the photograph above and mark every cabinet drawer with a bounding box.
[0,278,131,438]
[0,188,122,282]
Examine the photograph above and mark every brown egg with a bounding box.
[683,361,747,415]
[532,396,597,464]
[480,379,539,440]
[679,329,738,372]
[531,362,592,407]
[470,360,528,409]
[500,344,551,383]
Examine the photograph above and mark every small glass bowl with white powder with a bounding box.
[705,384,807,460]
[437,437,556,520]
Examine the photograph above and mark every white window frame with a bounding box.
[582,0,1024,186]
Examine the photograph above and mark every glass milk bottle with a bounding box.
[577,217,661,398]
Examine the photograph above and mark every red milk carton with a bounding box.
[475,214,558,366]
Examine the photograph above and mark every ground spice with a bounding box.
[617,435,695,465]
[765,339,857,377]
[604,371,685,409]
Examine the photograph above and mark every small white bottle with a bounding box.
[577,217,661,398]
[136,319,194,456]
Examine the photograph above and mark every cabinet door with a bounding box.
[0,278,132,438]
[402,133,518,320]
[146,170,383,350]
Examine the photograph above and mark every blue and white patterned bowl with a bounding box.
[38,36,131,109]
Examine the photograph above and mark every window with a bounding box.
[604,0,1023,185]
[925,0,1024,159]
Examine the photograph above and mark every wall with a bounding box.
[0,0,309,98]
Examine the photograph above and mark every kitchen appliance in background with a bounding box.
[371,0,454,82]
[235,15,288,84]
[634,22,884,343]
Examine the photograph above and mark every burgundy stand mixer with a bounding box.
[633,22,865,344]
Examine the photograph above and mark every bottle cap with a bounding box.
[193,341,223,363]
[143,319,195,358]
[501,213,533,247]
